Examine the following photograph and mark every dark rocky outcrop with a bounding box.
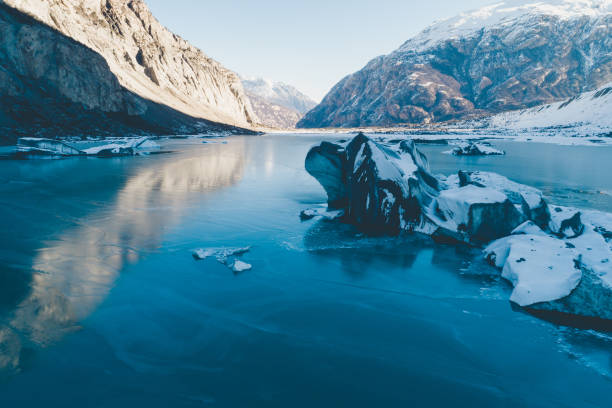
[305,133,529,241]
[306,133,440,235]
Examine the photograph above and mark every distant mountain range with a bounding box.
[242,77,317,129]
[2,0,610,137]
[298,0,612,129]
[0,0,258,139]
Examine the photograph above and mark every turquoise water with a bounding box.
[0,134,611,407]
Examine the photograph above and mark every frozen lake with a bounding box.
[0,134,611,407]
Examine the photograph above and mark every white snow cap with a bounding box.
[400,0,612,52]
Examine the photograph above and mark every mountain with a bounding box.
[486,81,612,136]
[242,77,317,114]
[245,93,303,129]
[0,0,258,140]
[298,0,612,128]
[241,77,317,129]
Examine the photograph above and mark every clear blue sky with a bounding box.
[145,0,494,101]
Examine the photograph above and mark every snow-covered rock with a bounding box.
[485,218,612,309]
[306,133,525,240]
[298,0,612,128]
[550,207,585,238]
[430,185,524,244]
[306,132,612,316]
[449,142,505,156]
[306,133,440,234]
[454,171,551,229]
[484,233,582,307]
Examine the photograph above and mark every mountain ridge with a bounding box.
[298,0,612,128]
[242,76,317,128]
[0,0,259,139]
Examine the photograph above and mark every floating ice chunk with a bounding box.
[300,207,344,221]
[193,247,251,272]
[448,141,505,156]
[193,247,250,264]
[83,137,160,157]
[17,138,84,157]
[232,260,252,273]
[485,234,581,306]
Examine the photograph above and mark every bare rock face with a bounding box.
[245,92,303,129]
[242,78,317,129]
[298,1,612,128]
[0,0,258,139]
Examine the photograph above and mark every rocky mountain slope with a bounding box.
[0,0,258,140]
[242,77,317,128]
[298,0,612,128]
[242,77,317,114]
[486,81,612,136]
[245,93,303,129]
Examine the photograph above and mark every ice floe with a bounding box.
[14,137,161,158]
[193,247,252,273]
[447,141,505,156]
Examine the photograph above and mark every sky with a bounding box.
[145,0,494,102]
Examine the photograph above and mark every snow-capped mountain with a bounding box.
[241,77,317,128]
[486,81,612,136]
[298,0,612,128]
[242,78,317,115]
[246,93,303,129]
[0,0,258,139]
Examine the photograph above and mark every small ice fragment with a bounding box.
[232,260,252,273]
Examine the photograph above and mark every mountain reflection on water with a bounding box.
[0,140,247,373]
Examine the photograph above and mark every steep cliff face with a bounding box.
[298,0,612,128]
[0,0,258,139]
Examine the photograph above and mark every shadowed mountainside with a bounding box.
[0,0,259,141]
